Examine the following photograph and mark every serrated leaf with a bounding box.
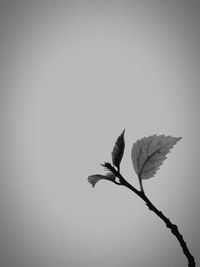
[111,129,125,169]
[88,173,116,188]
[131,135,182,180]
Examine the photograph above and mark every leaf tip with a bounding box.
[111,130,125,168]
[87,176,96,188]
[173,136,182,146]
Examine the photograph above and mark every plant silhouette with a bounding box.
[88,130,195,267]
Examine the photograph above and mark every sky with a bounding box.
[1,1,200,267]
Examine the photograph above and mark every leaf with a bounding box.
[111,129,125,169]
[88,173,116,188]
[131,135,182,180]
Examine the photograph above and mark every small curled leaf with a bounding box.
[88,173,116,188]
[131,135,182,180]
[111,129,125,169]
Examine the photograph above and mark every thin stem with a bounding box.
[120,178,195,267]
[105,164,195,267]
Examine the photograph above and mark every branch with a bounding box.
[90,133,194,266]
[141,193,195,267]
[106,166,195,267]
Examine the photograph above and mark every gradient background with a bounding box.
[1,1,200,266]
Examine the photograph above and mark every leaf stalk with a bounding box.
[138,176,144,193]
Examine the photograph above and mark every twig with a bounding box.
[106,163,195,267]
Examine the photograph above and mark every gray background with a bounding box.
[1,1,200,266]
